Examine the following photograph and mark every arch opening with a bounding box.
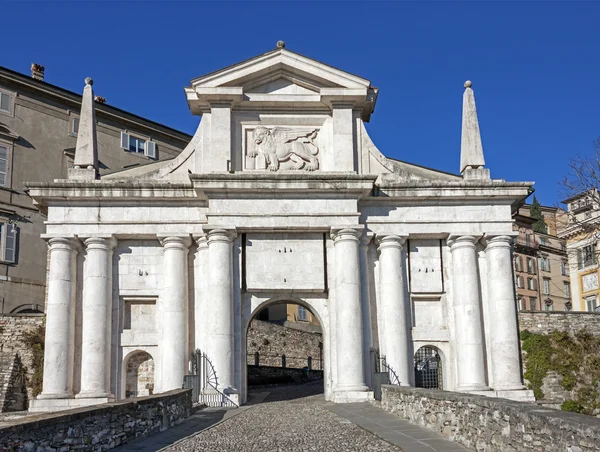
[414,346,443,390]
[124,351,155,398]
[245,300,324,393]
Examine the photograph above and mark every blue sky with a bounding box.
[3,1,599,206]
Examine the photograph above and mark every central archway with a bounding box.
[240,294,330,404]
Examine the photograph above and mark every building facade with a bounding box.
[559,191,600,312]
[0,64,191,314]
[513,205,570,311]
[28,44,533,411]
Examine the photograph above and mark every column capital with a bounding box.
[194,234,209,249]
[377,234,407,252]
[159,235,192,249]
[447,234,481,249]
[206,228,236,245]
[82,235,117,251]
[45,236,78,252]
[331,227,362,243]
[482,234,516,249]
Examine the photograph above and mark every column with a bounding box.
[205,228,236,392]
[332,228,368,392]
[359,233,373,388]
[194,235,209,352]
[159,236,191,391]
[37,238,77,399]
[448,235,489,391]
[485,235,525,390]
[378,235,412,386]
[77,236,115,399]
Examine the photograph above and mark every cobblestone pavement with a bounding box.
[164,382,401,452]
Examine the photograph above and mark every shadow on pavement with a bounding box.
[249,379,325,403]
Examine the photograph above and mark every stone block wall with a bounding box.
[518,312,600,410]
[247,365,324,386]
[0,314,44,411]
[0,389,192,450]
[246,319,322,370]
[518,311,600,335]
[380,385,600,451]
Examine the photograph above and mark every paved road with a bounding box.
[164,382,398,452]
[119,381,467,452]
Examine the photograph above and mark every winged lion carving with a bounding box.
[248,127,319,171]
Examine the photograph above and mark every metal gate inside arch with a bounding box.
[414,346,443,390]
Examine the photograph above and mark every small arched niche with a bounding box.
[124,350,155,398]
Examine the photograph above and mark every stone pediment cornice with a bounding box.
[25,180,197,207]
[369,180,532,206]
[189,172,377,200]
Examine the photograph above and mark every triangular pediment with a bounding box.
[189,48,371,91]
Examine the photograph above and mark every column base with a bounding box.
[455,384,490,392]
[469,388,535,403]
[75,391,115,400]
[332,390,374,404]
[36,392,74,400]
[29,396,113,413]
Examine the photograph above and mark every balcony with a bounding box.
[514,238,538,251]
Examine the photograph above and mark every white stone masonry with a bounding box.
[332,228,368,394]
[159,236,191,391]
[448,235,489,391]
[37,238,77,399]
[77,237,116,399]
[205,229,236,393]
[378,235,412,386]
[485,235,525,391]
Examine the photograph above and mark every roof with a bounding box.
[0,65,192,142]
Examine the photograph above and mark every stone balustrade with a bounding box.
[380,385,600,451]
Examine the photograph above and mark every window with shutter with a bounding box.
[4,223,17,263]
[145,141,157,159]
[0,92,10,113]
[0,145,8,186]
[120,132,130,150]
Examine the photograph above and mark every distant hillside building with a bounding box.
[0,64,190,314]
[559,190,600,312]
[513,204,570,311]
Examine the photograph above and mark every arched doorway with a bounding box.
[414,346,443,390]
[124,351,155,398]
[245,299,324,398]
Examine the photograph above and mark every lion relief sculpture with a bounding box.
[248,127,319,171]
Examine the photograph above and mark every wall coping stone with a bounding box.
[0,389,191,435]
[381,385,600,429]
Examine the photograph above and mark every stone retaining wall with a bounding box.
[0,389,192,450]
[0,314,45,411]
[247,365,324,386]
[518,311,600,335]
[380,385,600,451]
[518,311,600,410]
[247,320,322,369]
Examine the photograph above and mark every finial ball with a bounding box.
[276,40,285,49]
[85,77,93,86]
[464,80,472,88]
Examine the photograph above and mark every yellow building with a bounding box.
[558,191,600,312]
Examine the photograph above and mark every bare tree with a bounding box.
[560,139,600,311]
[560,138,600,238]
